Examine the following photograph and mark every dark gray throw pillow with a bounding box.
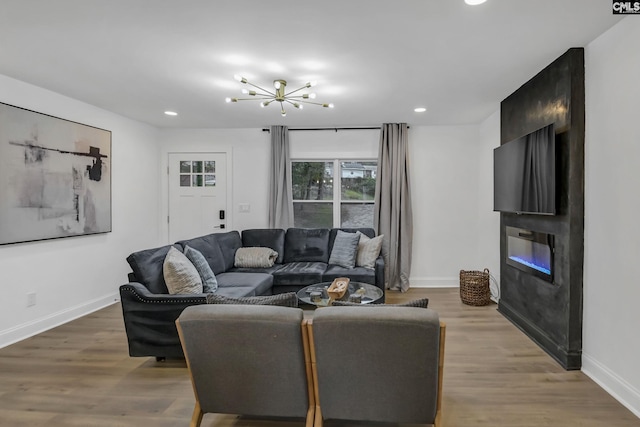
[206,292,298,307]
[331,298,429,308]
[183,245,218,293]
[328,230,360,269]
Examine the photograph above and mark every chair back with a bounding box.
[177,304,314,425]
[310,306,445,425]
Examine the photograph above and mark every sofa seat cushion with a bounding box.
[272,261,328,286]
[215,272,273,296]
[323,264,377,285]
[228,265,284,275]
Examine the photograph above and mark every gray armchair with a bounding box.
[309,306,446,426]
[176,304,315,427]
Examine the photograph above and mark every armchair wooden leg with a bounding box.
[434,410,442,427]
[314,405,323,427]
[190,401,204,427]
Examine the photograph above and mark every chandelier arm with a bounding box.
[284,86,308,96]
[279,101,287,115]
[230,97,277,101]
[296,99,332,107]
[244,81,276,96]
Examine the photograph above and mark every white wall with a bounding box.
[0,75,161,348]
[583,17,640,417]
[409,123,500,287]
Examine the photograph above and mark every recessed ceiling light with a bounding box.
[465,0,487,5]
[414,107,427,113]
[164,111,178,116]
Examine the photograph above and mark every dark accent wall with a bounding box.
[498,48,584,370]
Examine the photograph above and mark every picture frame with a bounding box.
[0,102,112,245]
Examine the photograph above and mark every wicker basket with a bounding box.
[459,269,491,306]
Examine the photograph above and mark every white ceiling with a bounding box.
[0,1,623,129]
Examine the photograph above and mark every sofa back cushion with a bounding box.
[242,229,286,264]
[284,228,331,263]
[175,233,227,275]
[211,231,243,271]
[126,244,176,294]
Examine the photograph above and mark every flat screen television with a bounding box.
[493,123,556,215]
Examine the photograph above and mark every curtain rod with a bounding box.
[262,126,385,132]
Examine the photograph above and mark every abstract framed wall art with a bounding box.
[0,102,111,245]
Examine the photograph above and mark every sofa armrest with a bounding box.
[374,256,385,302]
[119,282,207,358]
[120,282,207,304]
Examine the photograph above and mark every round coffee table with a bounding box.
[297,281,384,307]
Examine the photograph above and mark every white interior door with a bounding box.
[168,153,227,242]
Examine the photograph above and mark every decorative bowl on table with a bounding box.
[327,277,350,300]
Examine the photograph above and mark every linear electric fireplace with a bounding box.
[506,226,554,283]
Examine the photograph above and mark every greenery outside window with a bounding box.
[292,160,377,228]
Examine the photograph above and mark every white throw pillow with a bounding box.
[163,247,203,295]
[356,233,384,269]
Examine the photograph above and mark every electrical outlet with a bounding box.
[27,292,37,307]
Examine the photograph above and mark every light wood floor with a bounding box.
[0,288,638,427]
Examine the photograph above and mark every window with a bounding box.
[179,160,216,187]
[292,160,377,228]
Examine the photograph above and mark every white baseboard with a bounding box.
[0,293,119,349]
[409,277,459,288]
[582,353,640,418]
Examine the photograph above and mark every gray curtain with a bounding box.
[268,125,294,228]
[374,123,413,292]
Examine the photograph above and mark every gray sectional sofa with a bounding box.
[119,227,385,359]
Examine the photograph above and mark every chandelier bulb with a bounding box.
[274,80,281,90]
[234,74,247,83]
[307,81,317,88]
[225,97,232,103]
[281,109,287,117]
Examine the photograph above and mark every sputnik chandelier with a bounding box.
[225,75,334,117]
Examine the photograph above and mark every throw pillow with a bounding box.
[328,230,360,269]
[183,245,218,293]
[234,247,279,268]
[331,298,429,308]
[206,292,298,307]
[163,247,203,295]
[356,232,384,269]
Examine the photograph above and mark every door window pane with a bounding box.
[293,203,332,228]
[192,175,203,187]
[192,161,203,173]
[180,175,191,187]
[204,175,216,187]
[204,161,215,173]
[292,162,333,201]
[180,161,191,173]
